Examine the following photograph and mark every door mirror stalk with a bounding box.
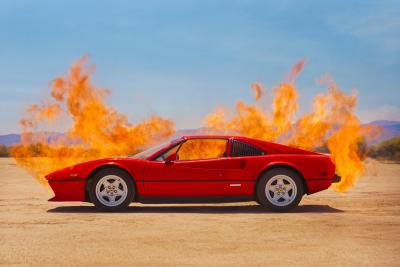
[165,159,174,165]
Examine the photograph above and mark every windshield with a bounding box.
[130,139,178,160]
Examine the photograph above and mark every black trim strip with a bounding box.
[307,178,334,182]
[137,179,253,183]
[332,174,341,183]
[139,178,336,183]
[48,178,86,182]
[138,195,254,204]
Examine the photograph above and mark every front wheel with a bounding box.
[89,168,135,211]
[256,168,304,212]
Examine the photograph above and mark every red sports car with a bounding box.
[46,135,340,212]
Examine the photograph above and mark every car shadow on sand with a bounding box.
[48,204,343,214]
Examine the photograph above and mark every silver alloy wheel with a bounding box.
[265,174,297,207]
[95,175,129,207]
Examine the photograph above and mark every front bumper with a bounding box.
[332,174,341,183]
[48,179,87,202]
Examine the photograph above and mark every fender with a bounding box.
[85,161,135,180]
[256,160,306,180]
[83,159,147,196]
[46,158,147,201]
[254,160,308,194]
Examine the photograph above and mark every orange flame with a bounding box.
[12,56,175,184]
[251,82,264,101]
[13,56,376,193]
[177,139,227,161]
[205,60,372,192]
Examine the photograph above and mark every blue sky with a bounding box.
[0,0,399,134]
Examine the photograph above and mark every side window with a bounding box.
[230,140,265,157]
[154,144,180,161]
[177,139,227,161]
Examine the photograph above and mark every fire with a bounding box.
[177,139,227,160]
[12,56,175,185]
[251,82,264,101]
[13,56,374,193]
[205,60,370,192]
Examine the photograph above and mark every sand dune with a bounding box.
[0,158,399,266]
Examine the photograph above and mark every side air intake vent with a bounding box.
[231,140,265,157]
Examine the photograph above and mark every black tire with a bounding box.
[89,168,135,211]
[256,168,304,212]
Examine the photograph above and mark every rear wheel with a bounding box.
[89,168,135,211]
[256,168,303,212]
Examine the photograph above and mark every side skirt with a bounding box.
[137,195,254,204]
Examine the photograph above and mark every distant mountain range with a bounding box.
[364,120,400,144]
[0,134,20,146]
[0,132,68,146]
[1,120,399,146]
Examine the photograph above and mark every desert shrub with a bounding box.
[28,143,47,156]
[368,137,400,161]
[0,145,10,157]
[314,137,368,159]
[11,143,53,157]
[357,137,368,159]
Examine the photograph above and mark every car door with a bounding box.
[222,139,267,195]
[142,138,228,196]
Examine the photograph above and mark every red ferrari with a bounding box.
[46,135,340,212]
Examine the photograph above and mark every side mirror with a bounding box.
[165,153,177,165]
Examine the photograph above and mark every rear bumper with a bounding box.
[306,175,341,194]
[332,174,341,183]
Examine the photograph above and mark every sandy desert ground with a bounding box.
[0,158,399,266]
